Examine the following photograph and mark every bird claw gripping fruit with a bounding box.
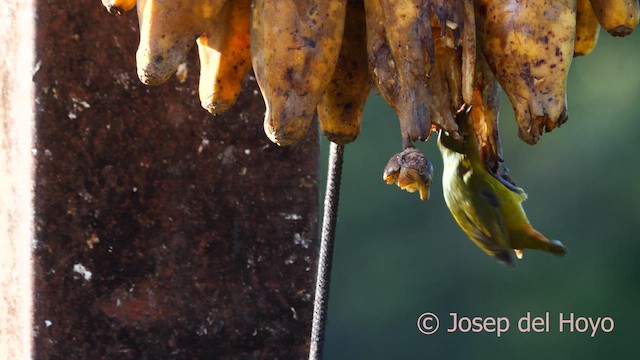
[100,0,638,264]
[383,148,434,201]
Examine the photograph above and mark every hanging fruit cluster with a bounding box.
[101,0,638,265]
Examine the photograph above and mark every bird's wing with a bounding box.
[455,167,513,264]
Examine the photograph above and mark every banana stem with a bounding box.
[309,141,345,360]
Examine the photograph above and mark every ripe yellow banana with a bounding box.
[196,0,251,115]
[575,0,601,56]
[136,0,227,85]
[475,0,577,145]
[438,114,567,265]
[317,0,371,145]
[251,0,346,146]
[101,0,136,15]
[589,0,639,36]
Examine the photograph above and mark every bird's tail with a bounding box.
[514,227,567,258]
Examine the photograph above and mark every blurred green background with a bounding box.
[320,31,640,359]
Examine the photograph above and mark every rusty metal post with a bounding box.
[2,1,320,358]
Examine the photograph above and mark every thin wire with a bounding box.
[309,142,345,360]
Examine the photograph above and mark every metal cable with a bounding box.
[309,142,345,360]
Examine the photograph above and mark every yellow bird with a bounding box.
[437,116,566,265]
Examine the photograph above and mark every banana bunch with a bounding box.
[100,0,638,263]
[99,0,638,146]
